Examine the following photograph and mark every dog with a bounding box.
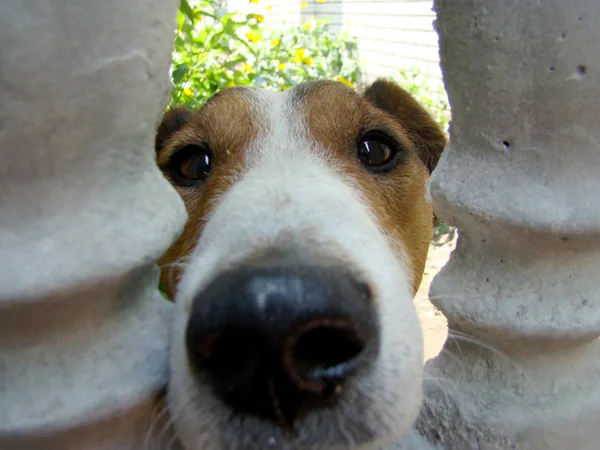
[155,79,446,449]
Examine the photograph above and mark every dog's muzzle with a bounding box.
[185,249,380,428]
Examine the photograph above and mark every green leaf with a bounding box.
[196,28,208,43]
[222,18,236,35]
[176,10,185,26]
[174,35,185,49]
[196,9,217,19]
[210,31,230,47]
[223,57,246,68]
[181,22,194,34]
[172,64,189,83]
[179,0,195,22]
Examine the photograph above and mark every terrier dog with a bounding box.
[155,79,446,449]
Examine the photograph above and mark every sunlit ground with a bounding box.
[415,231,456,361]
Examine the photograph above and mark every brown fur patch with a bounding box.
[155,106,194,154]
[296,80,446,293]
[155,88,259,298]
[363,79,446,173]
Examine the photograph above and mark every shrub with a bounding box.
[170,0,361,106]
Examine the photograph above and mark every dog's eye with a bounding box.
[168,144,211,185]
[180,152,210,180]
[357,132,402,172]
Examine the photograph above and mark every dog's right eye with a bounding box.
[356,131,404,173]
[167,144,212,186]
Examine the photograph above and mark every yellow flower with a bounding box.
[243,63,253,73]
[293,48,312,65]
[277,63,285,70]
[249,13,264,23]
[193,10,203,20]
[270,39,280,46]
[183,87,193,96]
[226,80,235,87]
[301,23,312,31]
[300,2,308,8]
[316,0,326,3]
[245,31,260,43]
[337,76,353,87]
[249,0,258,3]
[266,5,272,10]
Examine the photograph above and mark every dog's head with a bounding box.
[156,80,446,449]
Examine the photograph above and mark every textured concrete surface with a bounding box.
[0,0,185,448]
[417,0,600,448]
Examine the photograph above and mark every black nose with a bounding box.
[185,254,379,428]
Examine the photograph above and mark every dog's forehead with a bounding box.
[215,82,360,117]
[188,82,365,167]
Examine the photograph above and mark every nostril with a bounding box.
[284,318,368,394]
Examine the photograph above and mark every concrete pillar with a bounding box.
[0,0,185,448]
[418,0,600,448]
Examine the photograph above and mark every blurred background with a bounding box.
[170,0,450,130]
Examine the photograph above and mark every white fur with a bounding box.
[168,87,424,450]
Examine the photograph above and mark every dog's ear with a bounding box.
[155,107,194,153]
[363,79,446,173]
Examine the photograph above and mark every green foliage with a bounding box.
[170,0,361,107]
[432,217,456,244]
[394,68,450,131]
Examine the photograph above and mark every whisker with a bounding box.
[447,330,509,361]
[159,255,191,270]
[160,262,191,271]
[158,255,192,293]
[157,393,224,450]
[446,329,537,393]
[147,391,199,450]
[144,400,170,450]
[433,346,465,369]
[425,293,463,302]
[423,373,457,389]
[166,425,183,450]
[156,408,179,449]
[153,395,201,450]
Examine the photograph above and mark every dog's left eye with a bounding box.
[357,132,402,172]
[167,144,212,186]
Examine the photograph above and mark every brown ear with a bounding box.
[155,107,194,153]
[363,79,446,173]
